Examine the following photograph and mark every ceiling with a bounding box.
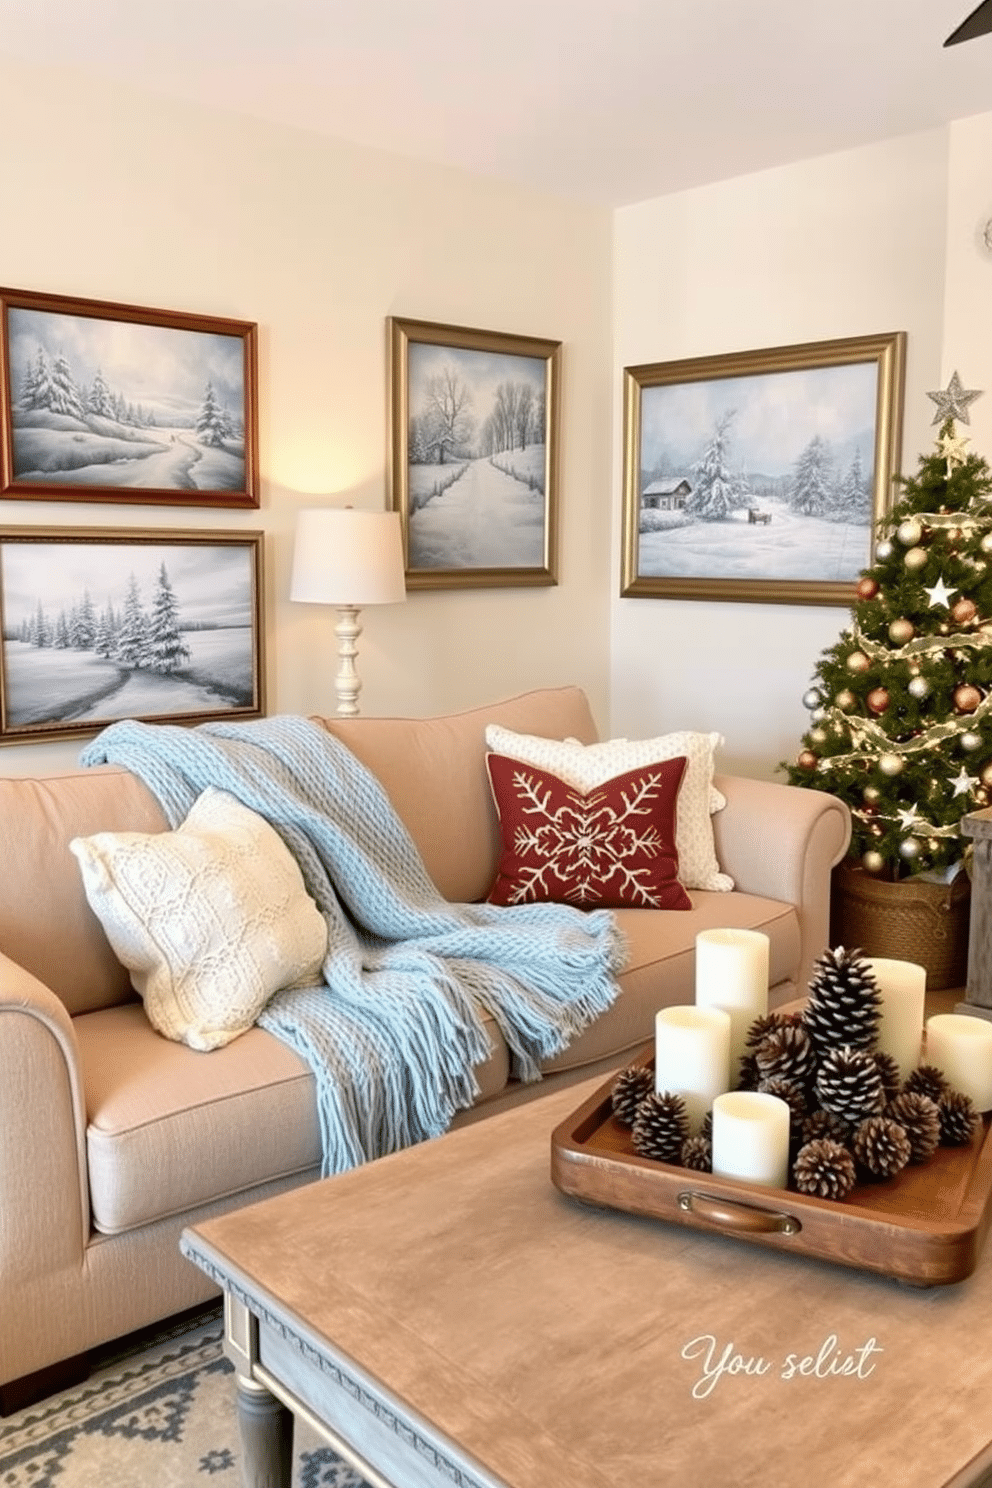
[1,0,991,206]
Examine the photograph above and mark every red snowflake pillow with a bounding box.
[485,753,691,910]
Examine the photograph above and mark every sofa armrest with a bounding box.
[712,774,852,996]
[0,952,90,1282]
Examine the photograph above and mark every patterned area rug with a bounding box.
[0,1307,370,1488]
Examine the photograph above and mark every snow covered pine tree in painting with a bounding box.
[635,355,883,585]
[1,539,257,734]
[5,297,248,496]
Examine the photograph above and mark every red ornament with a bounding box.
[797,750,818,770]
[952,598,978,626]
[856,577,879,600]
[954,685,982,714]
[866,688,890,714]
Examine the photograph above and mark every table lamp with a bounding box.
[290,507,406,716]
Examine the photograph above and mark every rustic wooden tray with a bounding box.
[550,1046,992,1286]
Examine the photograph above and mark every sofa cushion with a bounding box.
[0,765,169,1017]
[320,686,599,904]
[76,1001,511,1234]
[485,754,691,910]
[484,724,733,892]
[537,891,801,1074]
[69,788,329,1051]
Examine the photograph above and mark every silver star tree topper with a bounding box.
[927,371,983,425]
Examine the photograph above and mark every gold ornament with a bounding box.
[862,850,885,873]
[897,518,923,545]
[797,750,818,770]
[961,731,983,751]
[955,684,982,714]
[952,598,978,625]
[879,753,904,776]
[981,764,992,788]
[908,675,930,700]
[904,547,928,571]
[888,618,915,644]
[863,785,881,803]
[846,650,870,673]
[982,533,992,555]
[835,689,857,711]
[809,727,827,744]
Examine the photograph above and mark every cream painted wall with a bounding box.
[611,129,953,779]
[942,113,992,457]
[0,58,613,777]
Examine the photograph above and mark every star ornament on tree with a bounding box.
[927,371,983,426]
[951,766,978,798]
[939,426,971,474]
[924,576,957,608]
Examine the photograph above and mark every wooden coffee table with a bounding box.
[182,1073,992,1488]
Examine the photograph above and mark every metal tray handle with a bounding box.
[677,1190,802,1237]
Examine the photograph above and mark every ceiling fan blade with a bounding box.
[945,0,992,45]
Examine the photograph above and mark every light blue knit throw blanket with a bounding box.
[80,714,623,1175]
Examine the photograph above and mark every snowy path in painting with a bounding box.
[638,497,868,583]
[70,668,232,721]
[409,457,545,569]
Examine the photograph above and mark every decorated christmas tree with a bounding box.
[784,372,992,880]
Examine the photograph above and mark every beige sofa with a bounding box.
[0,685,850,1410]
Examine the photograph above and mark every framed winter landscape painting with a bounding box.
[0,527,265,743]
[387,316,560,589]
[0,287,258,507]
[621,331,906,605]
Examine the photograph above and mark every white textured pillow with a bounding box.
[484,725,733,892]
[70,787,328,1051]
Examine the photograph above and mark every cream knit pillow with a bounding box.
[70,787,328,1051]
[484,725,733,892]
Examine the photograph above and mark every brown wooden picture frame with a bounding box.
[0,526,265,743]
[0,287,259,507]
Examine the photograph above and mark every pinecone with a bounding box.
[745,1010,803,1048]
[681,1134,712,1172]
[884,1092,941,1163]
[815,1045,885,1125]
[700,1110,713,1141]
[758,1075,807,1127]
[803,946,881,1054]
[610,1065,655,1126]
[801,1108,851,1148]
[793,1138,857,1200]
[874,1051,903,1105]
[736,1052,761,1091]
[904,1065,950,1103]
[939,1089,980,1147]
[631,1091,689,1163]
[755,1023,818,1086]
[852,1116,912,1180]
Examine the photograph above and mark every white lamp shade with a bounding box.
[290,508,406,606]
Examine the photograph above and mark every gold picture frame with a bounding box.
[621,331,906,605]
[0,526,265,744]
[388,316,560,589]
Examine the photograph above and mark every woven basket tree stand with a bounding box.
[830,860,971,992]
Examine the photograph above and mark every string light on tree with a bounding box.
[785,373,992,879]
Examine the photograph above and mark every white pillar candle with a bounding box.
[654,1005,731,1134]
[695,928,770,1080]
[925,1014,992,1112]
[711,1091,791,1189]
[865,957,926,1082]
